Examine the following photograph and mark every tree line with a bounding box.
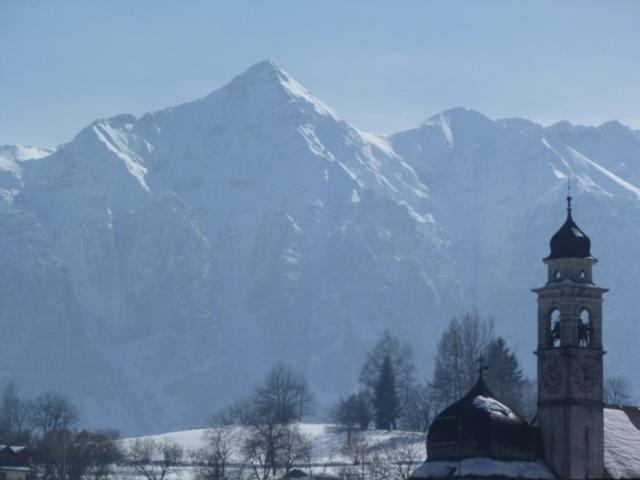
[331,311,634,436]
[331,312,532,438]
[0,384,121,480]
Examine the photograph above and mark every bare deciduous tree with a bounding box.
[30,392,79,438]
[192,426,240,480]
[65,429,123,480]
[605,375,633,405]
[367,438,424,480]
[342,432,370,467]
[0,381,32,444]
[242,422,288,480]
[399,383,433,432]
[255,363,315,424]
[127,438,183,480]
[278,426,311,474]
[332,391,372,442]
[83,430,123,480]
[430,313,494,410]
[213,398,256,426]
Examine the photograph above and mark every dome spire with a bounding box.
[545,191,592,260]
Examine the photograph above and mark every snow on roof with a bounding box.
[472,395,517,421]
[411,457,555,479]
[0,446,27,453]
[604,406,640,479]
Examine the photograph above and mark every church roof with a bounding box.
[426,375,539,462]
[410,404,640,479]
[604,405,640,479]
[545,196,592,260]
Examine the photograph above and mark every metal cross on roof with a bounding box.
[477,355,489,378]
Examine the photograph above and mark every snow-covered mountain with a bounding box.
[2,61,639,434]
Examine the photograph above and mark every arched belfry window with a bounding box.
[550,309,561,347]
[578,309,591,348]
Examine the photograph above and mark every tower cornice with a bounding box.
[532,286,608,298]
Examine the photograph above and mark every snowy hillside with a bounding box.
[122,423,425,466]
[1,60,640,434]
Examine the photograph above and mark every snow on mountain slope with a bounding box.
[1,61,464,434]
[390,108,640,379]
[2,62,640,434]
[0,145,52,200]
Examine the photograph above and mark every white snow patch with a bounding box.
[566,146,640,200]
[0,145,52,177]
[286,214,303,234]
[351,189,361,204]
[358,131,400,159]
[473,395,517,420]
[93,124,150,192]
[424,114,454,146]
[550,164,568,180]
[542,137,574,175]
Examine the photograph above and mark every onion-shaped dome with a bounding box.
[427,375,538,461]
[545,196,591,260]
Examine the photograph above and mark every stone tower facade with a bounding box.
[533,196,606,479]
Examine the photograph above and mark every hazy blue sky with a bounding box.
[1,0,639,147]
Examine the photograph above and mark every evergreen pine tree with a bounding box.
[373,355,401,430]
[484,337,525,412]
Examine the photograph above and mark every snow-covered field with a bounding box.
[121,423,425,480]
[121,410,640,479]
[123,423,425,465]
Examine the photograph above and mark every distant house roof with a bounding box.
[282,469,338,480]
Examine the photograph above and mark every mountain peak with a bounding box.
[208,59,341,122]
[423,107,493,129]
[246,59,287,76]
[225,59,292,92]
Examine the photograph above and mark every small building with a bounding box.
[282,468,339,480]
[0,446,34,480]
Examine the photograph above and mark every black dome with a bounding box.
[426,376,538,461]
[545,197,592,260]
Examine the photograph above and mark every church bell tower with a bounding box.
[533,195,606,479]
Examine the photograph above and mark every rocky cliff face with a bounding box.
[2,61,639,433]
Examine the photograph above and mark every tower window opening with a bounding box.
[580,270,587,280]
[553,270,561,280]
[550,309,561,347]
[579,309,591,348]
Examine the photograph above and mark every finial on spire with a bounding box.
[477,355,489,379]
[567,179,572,213]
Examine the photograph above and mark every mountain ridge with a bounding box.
[2,60,640,434]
